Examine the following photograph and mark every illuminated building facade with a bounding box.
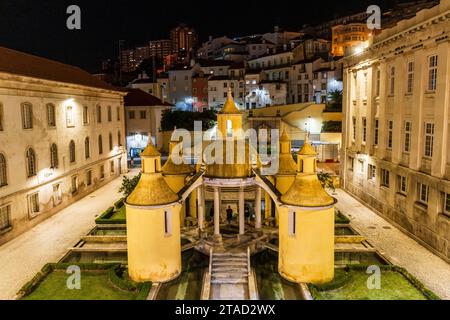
[342,0,450,262]
[0,47,127,245]
[331,23,371,57]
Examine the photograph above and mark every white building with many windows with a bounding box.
[0,47,127,245]
[342,1,450,261]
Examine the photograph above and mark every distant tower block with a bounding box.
[278,141,336,284]
[126,140,182,283]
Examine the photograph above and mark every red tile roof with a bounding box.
[0,46,122,92]
[124,89,173,107]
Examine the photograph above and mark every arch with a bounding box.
[0,153,7,186]
[98,135,103,155]
[69,140,76,163]
[85,137,90,159]
[50,144,58,169]
[26,147,37,177]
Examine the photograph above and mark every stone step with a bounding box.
[213,253,247,258]
[212,267,247,273]
[212,262,247,267]
[213,257,247,261]
[212,272,247,279]
[211,278,248,285]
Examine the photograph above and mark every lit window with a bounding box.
[428,55,438,92]
[424,123,434,158]
[66,106,75,127]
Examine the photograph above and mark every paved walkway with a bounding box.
[0,170,138,300]
[334,189,450,300]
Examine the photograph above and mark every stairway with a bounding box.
[210,252,249,300]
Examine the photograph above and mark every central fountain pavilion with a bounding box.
[125,89,336,292]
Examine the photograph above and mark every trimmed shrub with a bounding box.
[114,198,125,210]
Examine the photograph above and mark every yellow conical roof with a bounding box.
[280,174,336,207]
[162,142,195,175]
[141,138,160,157]
[280,129,290,142]
[298,141,316,156]
[127,173,180,206]
[220,88,242,114]
[277,129,297,176]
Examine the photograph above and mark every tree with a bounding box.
[317,171,336,193]
[328,89,343,105]
[119,173,141,198]
[161,109,217,131]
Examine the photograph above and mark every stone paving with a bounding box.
[0,170,138,300]
[334,189,450,300]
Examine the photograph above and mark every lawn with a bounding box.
[110,206,126,220]
[23,270,139,300]
[312,269,429,300]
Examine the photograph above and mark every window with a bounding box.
[0,103,3,131]
[69,140,76,163]
[26,148,37,177]
[424,123,434,158]
[85,137,90,159]
[140,111,146,119]
[86,170,92,186]
[107,106,112,122]
[110,160,115,174]
[50,144,58,169]
[0,205,11,231]
[71,176,78,194]
[417,183,429,205]
[375,68,380,97]
[352,117,356,141]
[0,153,7,187]
[398,175,407,195]
[129,111,135,119]
[443,193,450,216]
[428,55,438,92]
[348,156,354,171]
[98,135,103,155]
[381,169,390,188]
[66,106,75,127]
[118,131,122,147]
[97,105,102,123]
[362,118,367,143]
[47,104,56,127]
[406,61,414,94]
[116,106,121,121]
[374,119,379,146]
[389,66,395,96]
[404,121,412,153]
[387,120,393,149]
[21,103,33,129]
[288,210,296,237]
[164,210,173,236]
[109,133,113,151]
[368,164,376,181]
[363,73,368,98]
[100,165,105,180]
[358,159,364,174]
[28,193,40,217]
[83,106,89,125]
[52,184,62,206]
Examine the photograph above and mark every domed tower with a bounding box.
[277,140,336,284]
[275,129,297,194]
[126,141,182,283]
[162,140,196,225]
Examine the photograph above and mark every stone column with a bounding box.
[239,187,245,235]
[255,186,262,230]
[197,186,205,231]
[214,187,220,236]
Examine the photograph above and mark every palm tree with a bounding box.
[328,90,343,105]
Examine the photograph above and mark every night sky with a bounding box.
[0,0,400,71]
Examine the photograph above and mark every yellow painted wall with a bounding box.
[126,203,182,283]
[278,206,334,284]
[217,114,243,139]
